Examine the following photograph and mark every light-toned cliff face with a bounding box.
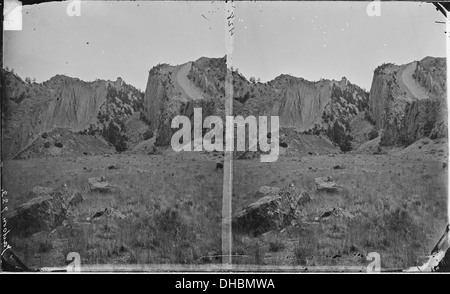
[142,56,370,151]
[269,76,332,131]
[368,57,447,146]
[1,71,144,159]
[42,76,108,132]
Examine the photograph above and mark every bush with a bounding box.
[326,121,353,152]
[143,129,154,140]
[368,129,378,140]
[54,141,63,148]
[364,111,376,125]
[41,132,48,139]
[44,141,51,148]
[268,238,285,252]
[103,121,128,152]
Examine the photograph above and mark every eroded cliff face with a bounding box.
[414,57,446,98]
[143,56,369,151]
[368,57,447,146]
[1,70,144,159]
[268,76,332,131]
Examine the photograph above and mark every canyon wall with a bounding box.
[1,70,144,159]
[142,57,369,151]
[368,57,447,146]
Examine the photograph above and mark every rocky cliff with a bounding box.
[1,70,145,159]
[142,56,370,152]
[367,57,447,146]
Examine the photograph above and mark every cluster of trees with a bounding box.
[326,121,353,152]
[102,121,128,152]
[24,77,36,84]
[249,77,261,84]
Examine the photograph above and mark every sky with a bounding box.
[3,1,447,91]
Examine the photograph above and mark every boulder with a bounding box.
[232,184,311,236]
[88,176,114,192]
[315,176,339,192]
[7,185,83,237]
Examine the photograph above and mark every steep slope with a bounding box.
[1,70,145,159]
[367,57,447,147]
[14,128,114,159]
[402,62,430,100]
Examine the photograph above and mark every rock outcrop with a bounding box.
[315,176,339,192]
[232,184,311,236]
[1,70,145,159]
[142,56,369,152]
[88,176,115,193]
[367,57,447,147]
[6,185,83,237]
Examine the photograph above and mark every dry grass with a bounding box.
[232,154,447,269]
[5,154,223,268]
[3,152,447,270]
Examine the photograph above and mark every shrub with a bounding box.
[326,121,353,152]
[54,141,63,148]
[103,121,128,152]
[44,141,51,148]
[143,129,154,140]
[37,238,53,253]
[364,111,376,125]
[41,132,48,139]
[368,129,378,140]
[268,237,285,252]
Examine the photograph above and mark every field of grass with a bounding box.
[3,153,223,268]
[232,154,448,269]
[2,150,448,271]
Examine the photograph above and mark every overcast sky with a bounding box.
[4,1,447,90]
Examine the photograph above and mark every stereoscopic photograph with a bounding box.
[1,0,449,274]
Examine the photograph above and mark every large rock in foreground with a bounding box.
[315,176,339,192]
[7,185,83,237]
[232,184,311,236]
[88,176,114,193]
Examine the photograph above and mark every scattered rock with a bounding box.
[315,176,339,192]
[232,183,311,236]
[108,165,119,170]
[88,176,114,193]
[333,164,345,170]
